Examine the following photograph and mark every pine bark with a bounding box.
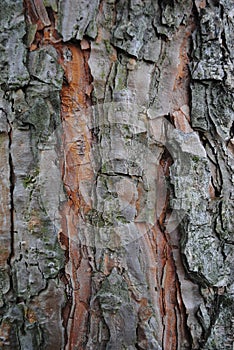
[0,0,233,349]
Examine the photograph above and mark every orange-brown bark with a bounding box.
[24,2,192,347]
[55,33,93,350]
[157,153,190,349]
[24,3,94,348]
[58,40,94,350]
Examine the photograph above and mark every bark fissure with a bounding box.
[6,117,15,269]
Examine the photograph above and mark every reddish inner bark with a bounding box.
[24,2,192,348]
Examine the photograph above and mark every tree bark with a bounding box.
[0,0,233,349]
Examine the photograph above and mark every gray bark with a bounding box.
[0,0,233,349]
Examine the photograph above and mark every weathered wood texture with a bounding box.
[0,0,233,349]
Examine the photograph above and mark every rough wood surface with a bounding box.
[0,0,233,349]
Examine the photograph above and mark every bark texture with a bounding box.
[0,0,233,349]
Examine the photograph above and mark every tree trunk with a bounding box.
[0,0,233,349]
